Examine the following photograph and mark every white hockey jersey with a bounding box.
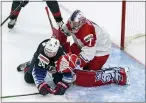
[66,19,111,63]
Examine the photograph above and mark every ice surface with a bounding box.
[1,1,145,102]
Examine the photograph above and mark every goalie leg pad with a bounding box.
[83,54,109,71]
[74,67,129,87]
[74,70,113,87]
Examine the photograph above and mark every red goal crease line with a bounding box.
[59,4,145,68]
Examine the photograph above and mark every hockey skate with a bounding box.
[17,61,31,72]
[110,67,130,85]
[8,19,17,29]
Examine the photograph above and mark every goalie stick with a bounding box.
[45,6,59,39]
[45,7,77,73]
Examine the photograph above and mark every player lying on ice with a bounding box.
[17,37,77,95]
[58,9,130,87]
[17,37,130,96]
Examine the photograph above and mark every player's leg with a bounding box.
[8,0,29,29]
[83,55,109,70]
[46,1,63,24]
[69,44,129,86]
[24,69,34,84]
[17,61,34,83]
[74,67,130,87]
[17,61,31,72]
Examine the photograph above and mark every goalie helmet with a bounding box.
[44,37,60,58]
[69,10,86,30]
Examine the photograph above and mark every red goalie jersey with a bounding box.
[59,10,111,71]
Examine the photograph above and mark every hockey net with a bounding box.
[121,1,145,50]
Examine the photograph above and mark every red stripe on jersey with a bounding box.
[11,10,20,15]
[38,54,50,64]
[53,12,61,17]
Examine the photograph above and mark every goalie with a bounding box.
[58,10,130,87]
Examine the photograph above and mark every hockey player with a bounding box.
[58,10,130,87]
[17,37,77,95]
[17,37,130,96]
[8,0,64,29]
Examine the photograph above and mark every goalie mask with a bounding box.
[44,37,60,58]
[69,10,86,31]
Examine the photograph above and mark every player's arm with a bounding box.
[52,72,74,95]
[32,64,53,96]
[30,39,54,96]
[52,54,77,95]
[59,20,71,37]
[78,33,97,68]
[46,0,62,23]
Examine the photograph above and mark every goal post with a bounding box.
[120,1,145,50]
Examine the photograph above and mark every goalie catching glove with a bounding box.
[56,53,81,73]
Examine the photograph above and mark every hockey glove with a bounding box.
[38,82,53,96]
[53,82,70,95]
[20,0,29,7]
[57,21,71,36]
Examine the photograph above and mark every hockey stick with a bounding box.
[44,7,77,69]
[45,6,59,39]
[45,7,54,31]
[1,92,39,99]
[45,7,76,71]
[1,3,22,26]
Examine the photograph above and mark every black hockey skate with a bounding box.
[8,19,17,29]
[17,61,31,72]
